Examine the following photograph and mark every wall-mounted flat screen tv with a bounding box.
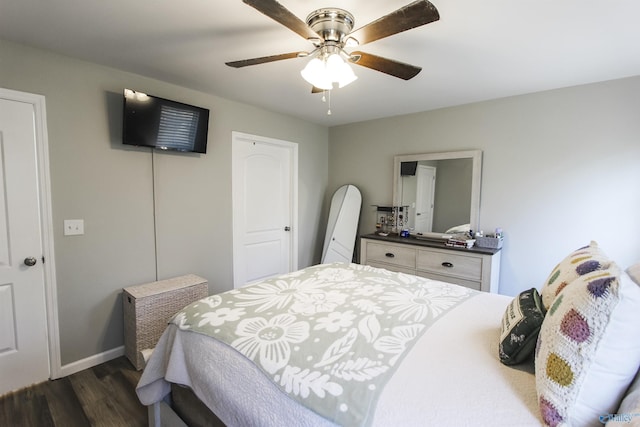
[122,89,210,154]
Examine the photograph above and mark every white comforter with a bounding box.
[137,289,542,426]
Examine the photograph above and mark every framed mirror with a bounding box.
[392,150,482,235]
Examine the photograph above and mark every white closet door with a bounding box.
[232,132,298,287]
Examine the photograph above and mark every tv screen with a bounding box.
[122,89,209,153]
[400,161,418,176]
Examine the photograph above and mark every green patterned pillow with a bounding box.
[499,288,546,365]
[535,265,640,427]
[540,241,611,310]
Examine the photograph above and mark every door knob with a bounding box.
[284,226,291,231]
[24,257,37,267]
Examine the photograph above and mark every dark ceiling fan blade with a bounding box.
[242,0,321,41]
[311,86,325,93]
[350,51,422,80]
[226,52,300,68]
[348,0,439,46]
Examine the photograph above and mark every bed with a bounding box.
[137,252,640,427]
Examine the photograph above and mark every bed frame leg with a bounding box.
[148,402,161,427]
[147,399,188,427]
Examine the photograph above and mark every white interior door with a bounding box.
[0,95,51,394]
[414,165,436,233]
[232,132,298,287]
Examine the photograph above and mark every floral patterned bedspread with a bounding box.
[172,262,476,426]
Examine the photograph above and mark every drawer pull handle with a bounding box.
[385,253,395,258]
[442,262,454,268]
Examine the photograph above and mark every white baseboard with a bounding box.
[57,345,125,378]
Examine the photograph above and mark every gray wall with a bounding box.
[432,158,473,232]
[0,40,328,365]
[329,76,640,296]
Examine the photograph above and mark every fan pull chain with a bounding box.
[320,90,332,115]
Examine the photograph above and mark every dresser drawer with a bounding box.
[365,242,416,270]
[367,261,417,275]
[417,249,482,281]
[415,271,481,291]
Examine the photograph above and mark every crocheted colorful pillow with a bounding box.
[499,288,546,365]
[535,266,640,427]
[540,241,611,309]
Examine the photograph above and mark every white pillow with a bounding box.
[605,369,640,426]
[536,266,640,427]
[445,223,470,234]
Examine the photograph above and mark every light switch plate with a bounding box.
[64,219,84,236]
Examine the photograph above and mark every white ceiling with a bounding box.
[2,0,640,127]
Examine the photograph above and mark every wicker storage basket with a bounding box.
[123,274,208,370]
[475,236,504,249]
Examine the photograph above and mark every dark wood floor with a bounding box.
[0,356,147,427]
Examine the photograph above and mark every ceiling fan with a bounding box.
[226,0,440,91]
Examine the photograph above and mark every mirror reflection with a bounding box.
[393,151,482,235]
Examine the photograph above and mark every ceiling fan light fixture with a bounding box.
[301,57,333,90]
[335,59,358,88]
[300,52,357,90]
[325,53,345,79]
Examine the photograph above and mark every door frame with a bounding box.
[231,131,298,286]
[0,88,61,379]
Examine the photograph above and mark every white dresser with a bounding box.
[360,234,501,293]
